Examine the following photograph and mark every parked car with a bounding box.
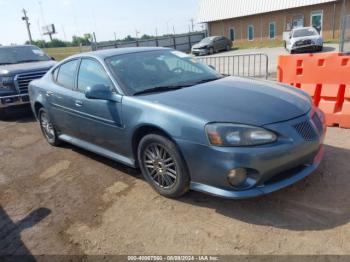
[285,27,323,53]
[0,45,56,119]
[192,36,232,56]
[29,47,326,199]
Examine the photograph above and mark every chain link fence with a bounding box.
[93,32,206,53]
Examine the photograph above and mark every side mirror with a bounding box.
[51,56,56,61]
[85,84,113,101]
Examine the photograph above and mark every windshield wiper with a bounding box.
[0,62,14,65]
[133,77,226,96]
[133,85,190,96]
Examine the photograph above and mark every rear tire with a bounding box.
[38,108,61,146]
[138,134,190,198]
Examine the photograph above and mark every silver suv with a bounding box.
[285,27,323,54]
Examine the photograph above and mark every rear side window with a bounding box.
[56,59,79,89]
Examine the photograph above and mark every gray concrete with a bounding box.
[198,43,339,79]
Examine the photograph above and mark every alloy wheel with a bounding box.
[143,143,177,189]
[40,111,55,140]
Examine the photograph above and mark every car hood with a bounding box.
[192,43,210,49]
[291,35,321,43]
[138,77,311,126]
[0,60,57,76]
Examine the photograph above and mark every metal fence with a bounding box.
[94,31,206,52]
[340,15,350,53]
[196,53,269,79]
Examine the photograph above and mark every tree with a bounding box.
[72,36,90,46]
[122,35,136,42]
[47,39,68,48]
[140,34,153,40]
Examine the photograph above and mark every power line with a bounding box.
[38,1,47,26]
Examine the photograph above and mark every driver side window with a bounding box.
[77,59,114,93]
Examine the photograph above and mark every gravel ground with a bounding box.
[0,107,350,256]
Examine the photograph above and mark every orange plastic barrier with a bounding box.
[277,52,350,128]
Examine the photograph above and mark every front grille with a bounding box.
[294,121,318,141]
[295,40,312,46]
[15,71,47,94]
[312,113,323,134]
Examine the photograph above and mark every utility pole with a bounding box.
[135,30,140,39]
[190,18,195,32]
[22,9,33,44]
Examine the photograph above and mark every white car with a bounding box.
[285,27,323,54]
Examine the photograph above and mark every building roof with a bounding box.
[197,0,337,22]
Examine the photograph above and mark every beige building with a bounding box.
[197,0,350,43]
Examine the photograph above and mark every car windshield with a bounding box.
[105,50,222,95]
[293,28,318,38]
[0,46,51,65]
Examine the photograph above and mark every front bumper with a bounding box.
[192,49,209,56]
[176,112,326,199]
[0,94,30,108]
[190,146,324,199]
[292,44,322,53]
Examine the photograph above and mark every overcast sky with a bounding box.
[0,0,201,45]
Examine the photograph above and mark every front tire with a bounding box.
[38,108,61,146]
[138,134,190,198]
[209,47,214,55]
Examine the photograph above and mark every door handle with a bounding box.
[75,100,83,107]
[46,91,54,97]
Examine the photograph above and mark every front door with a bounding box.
[70,58,124,153]
[311,11,323,35]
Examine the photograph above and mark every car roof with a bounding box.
[293,27,316,31]
[72,47,172,60]
[0,45,38,49]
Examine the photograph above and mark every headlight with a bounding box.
[0,76,15,88]
[206,123,277,147]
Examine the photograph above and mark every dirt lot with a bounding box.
[1,107,350,256]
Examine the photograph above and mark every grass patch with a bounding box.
[233,40,285,50]
[43,46,91,61]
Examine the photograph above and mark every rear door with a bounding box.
[69,58,124,153]
[48,59,81,138]
[217,37,227,50]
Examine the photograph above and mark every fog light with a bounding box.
[228,168,247,187]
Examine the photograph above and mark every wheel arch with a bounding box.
[34,102,44,118]
[131,124,190,178]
